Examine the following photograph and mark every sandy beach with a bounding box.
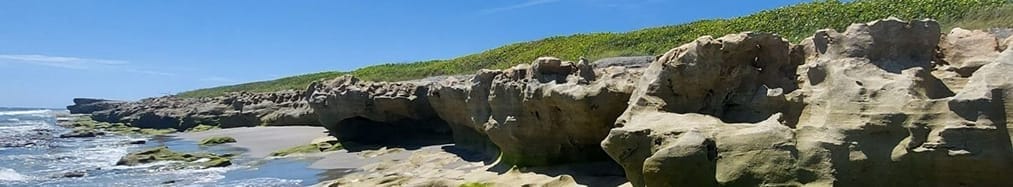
[173,126,629,186]
[176,126,329,158]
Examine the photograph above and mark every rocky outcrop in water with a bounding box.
[72,90,319,130]
[601,18,1013,186]
[66,98,125,114]
[116,146,233,169]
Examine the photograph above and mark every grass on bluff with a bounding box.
[176,0,1012,98]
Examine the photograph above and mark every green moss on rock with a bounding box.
[187,124,219,132]
[116,146,234,169]
[60,116,177,136]
[459,182,492,187]
[270,142,343,157]
[199,136,237,146]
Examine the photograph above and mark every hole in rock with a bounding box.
[330,117,453,152]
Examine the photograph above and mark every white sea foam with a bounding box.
[219,177,303,186]
[0,110,52,116]
[0,168,29,181]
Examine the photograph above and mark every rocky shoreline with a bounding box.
[69,18,1013,186]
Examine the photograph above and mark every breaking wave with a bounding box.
[0,168,29,182]
[0,110,52,116]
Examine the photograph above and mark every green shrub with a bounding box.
[177,0,1010,98]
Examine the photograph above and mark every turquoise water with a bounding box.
[0,107,334,187]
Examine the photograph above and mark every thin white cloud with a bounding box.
[0,53,174,76]
[481,0,562,14]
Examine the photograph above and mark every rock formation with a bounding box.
[66,98,124,114]
[602,18,1013,186]
[428,57,642,166]
[67,17,1013,187]
[305,76,452,147]
[71,90,319,130]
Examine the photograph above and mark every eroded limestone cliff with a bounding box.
[428,57,643,166]
[304,76,453,149]
[74,90,318,130]
[602,18,1013,186]
[69,18,1013,186]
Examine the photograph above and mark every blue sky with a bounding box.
[0,0,809,108]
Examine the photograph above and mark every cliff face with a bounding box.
[602,18,1013,186]
[428,57,643,166]
[66,98,125,114]
[69,18,1013,186]
[76,90,319,130]
[304,76,453,148]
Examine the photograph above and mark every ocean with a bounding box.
[0,107,330,187]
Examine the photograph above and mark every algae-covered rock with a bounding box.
[116,146,233,169]
[57,116,176,136]
[59,128,105,138]
[270,142,343,157]
[198,136,237,146]
[186,124,219,132]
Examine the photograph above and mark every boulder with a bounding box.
[601,18,1013,186]
[198,136,237,146]
[116,146,233,169]
[938,28,1004,76]
[602,30,801,186]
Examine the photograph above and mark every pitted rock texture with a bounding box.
[602,18,1013,187]
[79,90,319,130]
[429,57,642,166]
[305,76,452,146]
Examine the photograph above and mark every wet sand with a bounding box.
[176,126,630,186]
[176,126,328,158]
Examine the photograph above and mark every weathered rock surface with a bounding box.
[198,136,237,146]
[59,128,105,138]
[429,57,642,166]
[116,146,233,169]
[74,90,320,130]
[305,76,452,147]
[602,18,1013,186]
[66,98,124,114]
[593,56,655,69]
[69,17,1013,187]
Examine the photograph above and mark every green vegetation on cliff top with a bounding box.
[177,0,1012,98]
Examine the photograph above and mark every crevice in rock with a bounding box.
[330,117,452,152]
